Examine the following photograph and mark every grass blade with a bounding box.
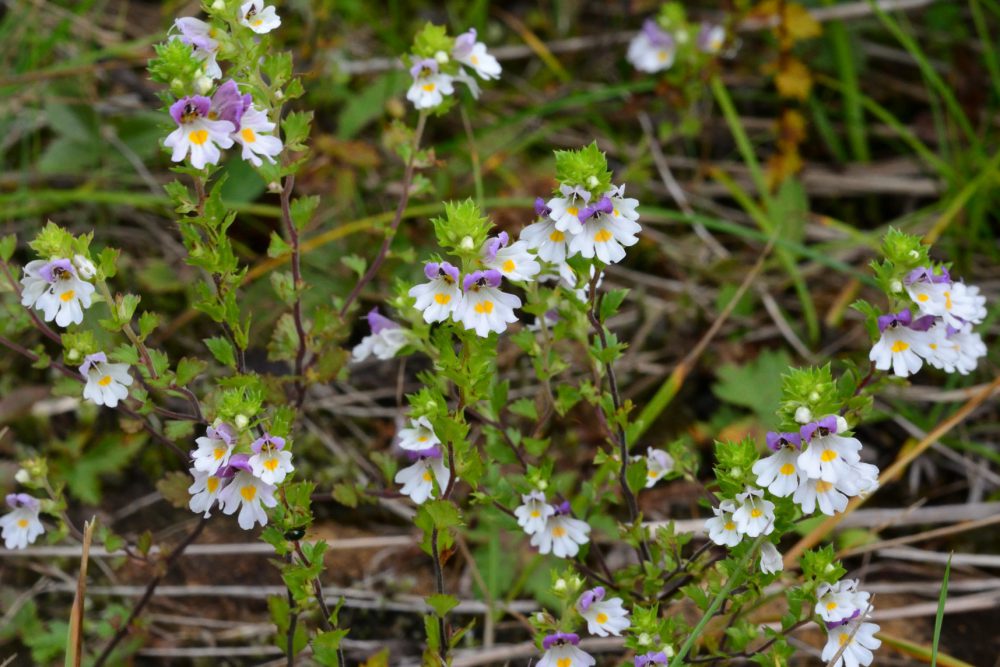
[931,553,952,667]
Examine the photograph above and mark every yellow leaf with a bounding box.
[766,147,803,190]
[361,648,390,667]
[784,3,822,42]
[774,58,813,100]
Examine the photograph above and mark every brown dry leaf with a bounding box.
[776,108,808,146]
[775,58,813,100]
[784,3,822,43]
[766,147,803,190]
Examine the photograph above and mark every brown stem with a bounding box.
[585,272,652,564]
[279,174,310,409]
[339,112,427,319]
[93,517,208,667]
[430,527,449,662]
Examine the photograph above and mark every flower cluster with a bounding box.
[351,308,410,362]
[187,424,291,530]
[404,25,501,110]
[870,266,987,377]
[515,493,591,559]
[627,4,726,74]
[20,256,96,327]
[393,417,451,504]
[0,493,44,550]
[534,585,630,665]
[817,579,881,667]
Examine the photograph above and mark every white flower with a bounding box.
[397,416,441,452]
[248,433,294,485]
[520,214,570,264]
[1,494,44,550]
[910,322,959,370]
[409,261,462,323]
[643,447,674,488]
[394,448,450,505]
[233,105,283,167]
[191,422,238,475]
[453,28,502,80]
[759,541,783,574]
[164,96,235,169]
[793,478,848,516]
[937,324,987,375]
[406,58,454,110]
[239,0,281,34]
[531,507,591,558]
[72,255,97,279]
[869,311,924,377]
[173,17,222,79]
[20,258,96,327]
[218,462,278,530]
[798,417,862,483]
[752,433,803,498]
[455,270,521,337]
[907,277,986,330]
[697,23,726,54]
[546,184,591,235]
[822,618,881,667]
[577,587,630,637]
[514,490,554,535]
[731,487,775,537]
[627,20,676,73]
[705,499,742,547]
[351,308,409,362]
[836,460,880,497]
[482,232,541,283]
[816,579,870,624]
[188,468,228,518]
[80,352,133,408]
[538,634,595,667]
[568,194,641,265]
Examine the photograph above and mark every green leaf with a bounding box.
[137,312,161,340]
[0,234,16,262]
[175,357,207,386]
[290,195,319,232]
[340,254,366,278]
[165,420,195,440]
[136,530,153,556]
[712,349,791,429]
[156,472,193,510]
[426,593,459,618]
[204,336,236,368]
[267,231,291,258]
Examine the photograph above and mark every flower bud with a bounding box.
[66,348,80,362]
[794,406,812,424]
[195,75,214,95]
[808,391,820,402]
[275,90,284,100]
[434,50,449,64]
[211,0,225,10]
[460,235,475,250]
[586,175,599,189]
[889,279,902,293]
[15,469,31,484]
[268,181,282,193]
[234,414,250,430]
[553,578,567,592]
[537,479,548,491]
[73,254,97,279]
[662,645,675,658]
[909,250,920,259]
[637,633,652,646]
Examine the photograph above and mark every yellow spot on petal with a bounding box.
[253,18,263,26]
[418,436,428,443]
[891,340,909,353]
[530,509,541,518]
[98,375,113,387]
[567,206,578,217]
[557,659,571,667]
[240,485,257,501]
[422,83,436,92]
[826,601,838,611]
[820,449,838,462]
[724,521,736,531]
[470,55,479,65]
[206,477,219,493]
[596,612,608,624]
[815,481,833,493]
[944,291,953,310]
[549,230,565,242]
[434,293,451,305]
[213,447,226,460]
[647,470,658,478]
[658,50,669,61]
[929,343,937,350]
[60,290,75,302]
[474,300,494,314]
[839,632,851,646]
[189,129,209,145]
[917,293,929,302]
[779,463,796,475]
[17,519,28,528]
[264,458,279,471]
[422,471,433,482]
[241,127,257,143]
[750,508,763,518]
[552,526,566,538]
[502,259,516,272]
[594,229,613,243]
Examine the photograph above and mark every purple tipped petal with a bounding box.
[6,493,39,510]
[800,415,839,442]
[209,422,237,445]
[453,28,477,58]
[905,266,951,285]
[37,258,76,283]
[636,652,669,667]
[463,269,502,291]
[825,608,862,630]
[765,431,802,452]
[424,262,441,281]
[439,262,460,283]
[559,183,591,203]
[554,500,572,515]
[409,58,438,78]
[251,433,286,453]
[483,237,503,262]
[405,445,442,461]
[534,197,552,217]
[876,308,912,333]
[221,453,251,476]
[542,632,580,650]
[211,80,250,127]
[578,586,605,611]
[482,269,502,288]
[909,315,937,332]
[80,352,108,375]
[169,96,211,125]
[642,18,674,48]
[366,307,399,334]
